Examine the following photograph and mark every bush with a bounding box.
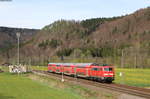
[49,39,61,48]
[38,39,62,49]
[57,48,73,57]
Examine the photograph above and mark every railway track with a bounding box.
[32,70,150,99]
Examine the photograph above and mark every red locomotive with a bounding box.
[48,63,115,83]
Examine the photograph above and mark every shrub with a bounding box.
[38,39,62,49]
[57,48,73,57]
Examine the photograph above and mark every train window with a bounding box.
[104,68,113,71]
[91,68,100,71]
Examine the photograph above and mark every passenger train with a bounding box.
[48,63,115,83]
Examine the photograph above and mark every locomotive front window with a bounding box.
[104,68,112,71]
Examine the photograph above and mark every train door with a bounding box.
[86,67,89,76]
[51,65,56,72]
[56,65,60,73]
[60,65,64,73]
[48,64,52,71]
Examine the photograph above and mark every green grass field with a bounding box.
[31,66,150,88]
[115,68,150,88]
[0,72,83,99]
[31,66,47,71]
[0,66,149,99]
[0,72,116,99]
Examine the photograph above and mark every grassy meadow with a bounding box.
[30,66,47,71]
[0,66,117,99]
[115,68,150,88]
[0,72,83,99]
[0,66,149,99]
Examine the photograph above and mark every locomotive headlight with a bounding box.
[104,73,113,75]
[104,74,109,75]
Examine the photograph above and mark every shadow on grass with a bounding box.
[0,93,15,99]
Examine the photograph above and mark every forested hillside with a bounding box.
[0,7,150,68]
[0,27,39,63]
[0,27,39,52]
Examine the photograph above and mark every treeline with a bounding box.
[15,47,150,68]
[81,16,123,33]
[56,47,119,58]
[38,39,62,49]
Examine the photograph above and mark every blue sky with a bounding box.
[0,0,150,29]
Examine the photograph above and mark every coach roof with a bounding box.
[48,63,98,67]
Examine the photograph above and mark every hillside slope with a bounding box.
[24,8,149,56]
[91,8,150,48]
[1,8,150,67]
[0,27,39,63]
[0,27,39,52]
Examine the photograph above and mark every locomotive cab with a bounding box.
[102,66,115,82]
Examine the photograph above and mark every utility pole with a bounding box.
[74,67,77,80]
[16,32,20,65]
[121,49,124,68]
[134,53,137,68]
